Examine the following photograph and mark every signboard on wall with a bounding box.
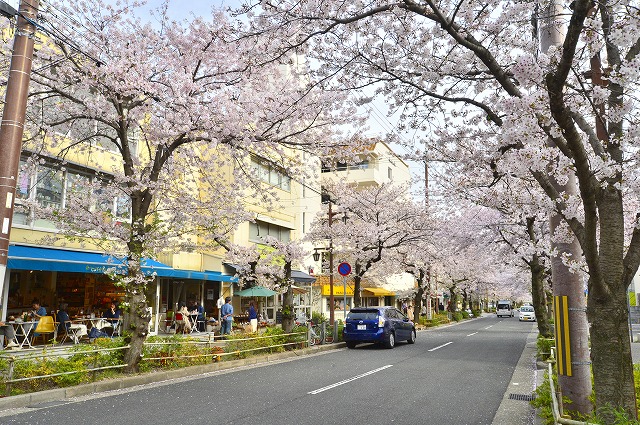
[321,284,354,296]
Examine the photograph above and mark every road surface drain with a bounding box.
[509,393,535,401]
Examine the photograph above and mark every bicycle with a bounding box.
[309,322,323,346]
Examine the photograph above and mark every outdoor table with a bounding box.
[66,320,88,344]
[8,321,36,349]
[87,317,121,336]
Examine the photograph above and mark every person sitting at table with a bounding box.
[176,301,192,333]
[102,301,121,336]
[0,321,19,349]
[188,299,205,332]
[56,303,72,334]
[57,303,87,342]
[29,300,47,338]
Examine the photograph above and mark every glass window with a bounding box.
[35,164,63,210]
[346,310,379,321]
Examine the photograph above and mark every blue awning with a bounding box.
[8,245,174,277]
[173,269,236,282]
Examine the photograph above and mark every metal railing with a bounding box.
[1,345,130,396]
[0,330,311,396]
[546,347,595,425]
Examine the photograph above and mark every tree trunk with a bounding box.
[123,284,151,373]
[448,287,457,312]
[282,262,295,334]
[531,258,553,338]
[353,263,363,307]
[461,288,468,311]
[282,286,294,334]
[589,290,636,420]
[587,189,637,420]
[413,282,424,324]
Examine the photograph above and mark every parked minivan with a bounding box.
[343,306,416,349]
[496,300,514,318]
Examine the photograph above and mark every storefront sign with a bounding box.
[322,284,354,296]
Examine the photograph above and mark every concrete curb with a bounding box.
[0,342,345,412]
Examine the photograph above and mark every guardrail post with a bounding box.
[321,322,326,345]
[92,350,99,382]
[5,357,14,396]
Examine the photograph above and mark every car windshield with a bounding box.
[521,306,534,312]
[347,311,379,321]
[497,304,510,310]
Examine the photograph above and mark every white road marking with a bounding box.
[308,365,393,395]
[428,341,453,352]
[484,325,493,329]
[466,332,478,337]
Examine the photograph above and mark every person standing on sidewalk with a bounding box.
[220,297,233,336]
[248,302,258,333]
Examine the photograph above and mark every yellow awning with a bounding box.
[362,287,395,297]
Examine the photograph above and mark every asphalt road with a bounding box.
[2,315,535,425]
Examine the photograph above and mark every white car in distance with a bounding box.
[518,305,536,322]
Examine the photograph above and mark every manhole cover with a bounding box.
[509,393,535,401]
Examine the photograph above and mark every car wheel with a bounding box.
[407,329,416,344]
[384,332,395,349]
[346,341,357,349]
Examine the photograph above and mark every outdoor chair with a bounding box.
[32,316,57,345]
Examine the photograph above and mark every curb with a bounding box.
[0,342,345,412]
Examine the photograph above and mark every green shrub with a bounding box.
[452,312,463,322]
[536,337,555,361]
[461,310,470,319]
[226,327,292,357]
[531,371,556,425]
[311,312,327,325]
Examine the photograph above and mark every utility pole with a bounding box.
[328,201,335,325]
[0,0,40,319]
[540,0,592,415]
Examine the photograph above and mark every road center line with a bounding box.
[484,325,493,329]
[308,365,393,395]
[428,342,453,352]
[466,332,478,337]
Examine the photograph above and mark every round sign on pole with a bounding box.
[338,262,351,276]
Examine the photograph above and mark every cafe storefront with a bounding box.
[1,245,237,334]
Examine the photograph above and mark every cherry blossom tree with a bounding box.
[225,237,306,333]
[307,181,432,307]
[15,0,359,372]
[244,0,640,416]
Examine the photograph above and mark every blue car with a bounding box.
[343,306,416,349]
